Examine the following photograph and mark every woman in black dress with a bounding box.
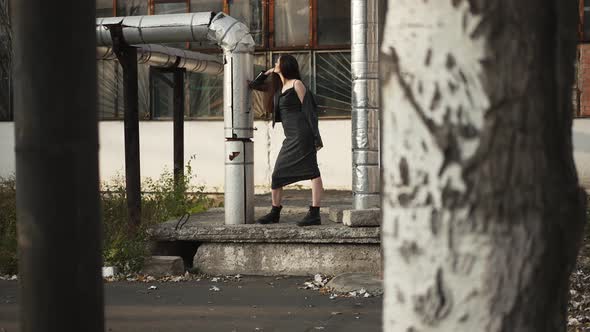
[249,55,324,226]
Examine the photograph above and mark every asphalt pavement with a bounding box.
[0,275,382,332]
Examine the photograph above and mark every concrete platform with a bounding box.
[147,190,381,276]
[149,209,380,244]
[148,190,379,244]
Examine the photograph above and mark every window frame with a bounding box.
[103,0,353,121]
[227,0,267,49]
[110,0,351,50]
[268,0,350,51]
[581,0,585,42]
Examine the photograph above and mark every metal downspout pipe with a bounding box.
[351,0,380,209]
[96,12,255,224]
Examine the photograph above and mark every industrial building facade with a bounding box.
[3,1,590,192]
[94,0,352,122]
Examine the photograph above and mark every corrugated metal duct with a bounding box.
[351,0,380,209]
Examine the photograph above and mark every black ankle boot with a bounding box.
[297,206,321,226]
[256,205,282,224]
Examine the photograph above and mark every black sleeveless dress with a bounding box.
[271,87,321,189]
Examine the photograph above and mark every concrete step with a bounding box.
[194,243,380,276]
[148,204,380,276]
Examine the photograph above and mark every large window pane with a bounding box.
[318,0,350,46]
[274,0,309,47]
[188,72,223,118]
[97,0,114,17]
[252,53,269,119]
[151,69,175,119]
[97,60,120,119]
[117,63,150,119]
[229,0,264,46]
[315,51,351,117]
[190,0,223,12]
[117,0,148,16]
[271,52,312,88]
[0,0,10,121]
[0,64,9,121]
[97,60,148,120]
[155,1,187,14]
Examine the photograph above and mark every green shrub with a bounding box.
[0,157,211,275]
[101,157,210,273]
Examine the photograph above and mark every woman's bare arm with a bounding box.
[294,80,306,104]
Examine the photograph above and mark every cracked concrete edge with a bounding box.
[342,208,381,227]
[327,205,351,223]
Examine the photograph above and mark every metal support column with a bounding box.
[12,0,104,330]
[110,26,142,230]
[223,51,254,225]
[173,68,185,190]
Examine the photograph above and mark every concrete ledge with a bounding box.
[142,256,184,276]
[149,208,380,244]
[328,205,349,223]
[342,208,381,227]
[194,243,381,276]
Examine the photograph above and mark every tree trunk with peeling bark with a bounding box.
[381,1,587,331]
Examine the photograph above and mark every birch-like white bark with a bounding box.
[381,1,586,331]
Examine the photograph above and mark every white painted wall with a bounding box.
[0,120,352,193]
[4,118,588,191]
[573,118,590,189]
[0,122,13,175]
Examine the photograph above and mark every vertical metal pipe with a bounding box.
[224,139,255,224]
[173,68,185,190]
[351,0,381,209]
[117,46,142,230]
[209,12,256,225]
[223,51,254,139]
[223,51,254,224]
[12,0,104,330]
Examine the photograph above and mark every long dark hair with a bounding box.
[265,55,302,116]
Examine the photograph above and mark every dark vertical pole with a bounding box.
[12,0,104,331]
[118,46,142,230]
[173,68,185,191]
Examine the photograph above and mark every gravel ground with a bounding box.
[569,227,590,332]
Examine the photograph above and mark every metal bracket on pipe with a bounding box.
[106,23,134,60]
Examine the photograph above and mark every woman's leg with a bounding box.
[297,177,323,226]
[311,177,323,207]
[271,187,283,207]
